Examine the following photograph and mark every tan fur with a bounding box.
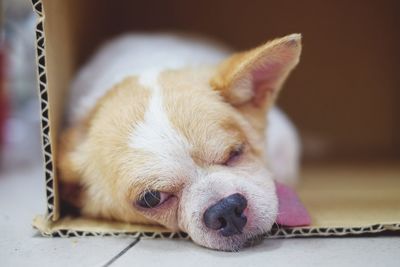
[59,77,156,224]
[160,67,265,163]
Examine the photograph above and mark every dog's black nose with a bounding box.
[203,193,247,237]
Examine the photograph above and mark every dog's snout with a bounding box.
[203,193,248,237]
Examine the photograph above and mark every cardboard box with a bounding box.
[31,0,400,239]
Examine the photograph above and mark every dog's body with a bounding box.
[60,33,301,250]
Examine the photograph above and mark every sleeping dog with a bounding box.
[59,33,302,250]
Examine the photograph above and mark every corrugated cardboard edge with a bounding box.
[32,215,400,239]
[32,0,56,222]
[30,0,400,241]
[32,215,189,239]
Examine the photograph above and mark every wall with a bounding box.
[56,0,400,161]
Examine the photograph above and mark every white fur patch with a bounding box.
[266,107,300,185]
[128,78,192,169]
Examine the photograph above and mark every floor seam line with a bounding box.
[101,237,141,267]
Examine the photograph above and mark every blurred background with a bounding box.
[1,0,41,171]
[0,0,399,172]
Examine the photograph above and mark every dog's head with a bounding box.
[59,34,301,250]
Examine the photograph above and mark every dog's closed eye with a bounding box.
[136,191,172,209]
[224,144,244,166]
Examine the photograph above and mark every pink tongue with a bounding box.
[275,182,311,226]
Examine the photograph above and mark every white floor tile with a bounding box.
[114,237,400,267]
[0,165,137,267]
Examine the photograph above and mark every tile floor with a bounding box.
[1,164,399,267]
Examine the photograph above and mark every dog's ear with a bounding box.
[210,34,301,108]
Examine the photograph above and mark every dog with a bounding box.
[59,33,302,251]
